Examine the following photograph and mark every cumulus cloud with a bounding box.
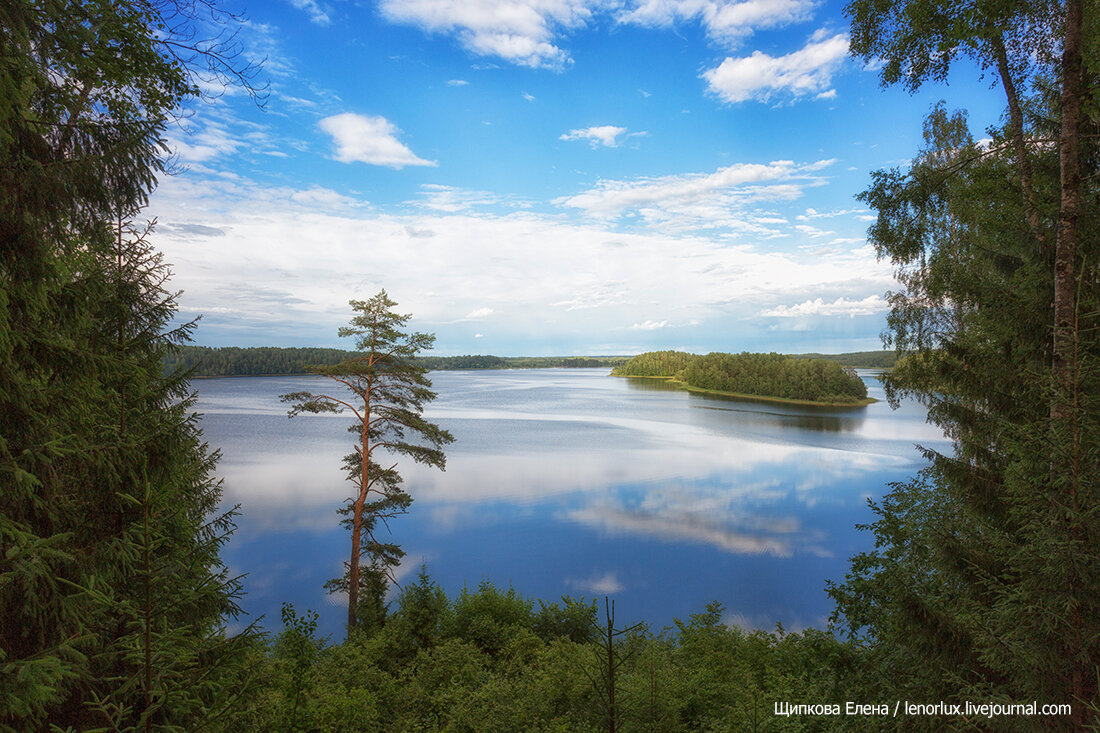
[702,30,850,103]
[761,294,888,318]
[560,125,638,148]
[446,78,470,86]
[631,320,668,330]
[618,0,817,45]
[378,0,820,70]
[464,307,494,320]
[378,0,597,70]
[319,113,436,168]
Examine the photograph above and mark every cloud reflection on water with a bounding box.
[198,369,949,637]
[212,374,910,556]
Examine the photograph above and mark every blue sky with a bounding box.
[149,0,1005,355]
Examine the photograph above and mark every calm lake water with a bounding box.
[194,368,948,640]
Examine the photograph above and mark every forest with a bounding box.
[1,0,1097,730]
[612,351,870,405]
[164,345,627,376]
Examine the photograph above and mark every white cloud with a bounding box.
[618,0,817,46]
[556,158,835,232]
[702,30,850,103]
[464,307,494,319]
[631,319,668,330]
[164,123,243,163]
[761,294,887,318]
[377,0,819,70]
[793,224,833,238]
[148,173,896,352]
[318,113,436,169]
[560,125,636,148]
[447,79,470,86]
[378,0,598,70]
[796,207,868,221]
[287,0,331,25]
[566,571,624,595]
[522,91,536,102]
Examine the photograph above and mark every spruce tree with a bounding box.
[1,2,260,728]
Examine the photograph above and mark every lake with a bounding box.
[194,368,948,640]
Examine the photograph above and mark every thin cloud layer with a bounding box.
[618,0,817,45]
[761,294,887,317]
[288,0,332,25]
[557,159,835,232]
[703,30,849,103]
[319,112,436,168]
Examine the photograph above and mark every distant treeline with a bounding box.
[791,350,897,368]
[165,345,628,376]
[612,350,870,404]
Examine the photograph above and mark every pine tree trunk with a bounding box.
[348,499,362,629]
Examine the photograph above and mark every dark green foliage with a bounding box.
[0,1,260,728]
[790,351,897,369]
[238,575,857,732]
[828,46,1100,728]
[449,582,536,656]
[389,565,451,657]
[275,604,325,731]
[165,346,361,376]
[167,346,627,376]
[611,350,699,377]
[680,353,868,403]
[534,597,600,644]
[614,350,869,403]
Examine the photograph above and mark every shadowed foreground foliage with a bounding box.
[241,572,861,733]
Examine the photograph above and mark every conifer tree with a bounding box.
[831,1,1100,725]
[1,1,260,728]
[282,292,454,631]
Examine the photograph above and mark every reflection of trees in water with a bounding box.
[621,377,867,433]
[621,377,682,392]
[696,404,859,433]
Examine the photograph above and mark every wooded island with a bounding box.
[612,350,873,406]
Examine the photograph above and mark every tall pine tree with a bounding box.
[282,292,454,632]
